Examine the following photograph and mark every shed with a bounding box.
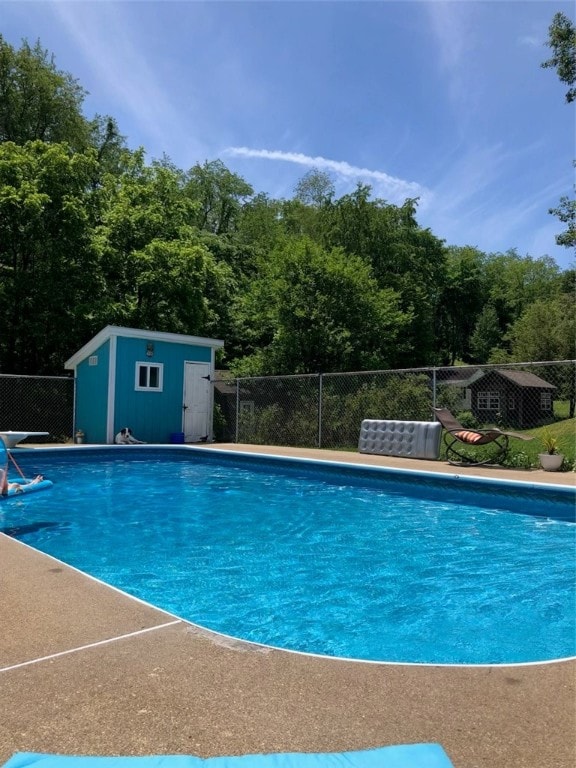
[64,326,224,444]
[465,369,556,429]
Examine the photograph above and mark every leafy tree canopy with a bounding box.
[549,189,576,249]
[506,293,576,362]
[0,140,102,372]
[184,159,253,235]
[0,36,573,379]
[0,36,90,148]
[232,238,412,376]
[293,168,335,206]
[542,11,576,103]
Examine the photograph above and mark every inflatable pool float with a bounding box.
[0,439,51,498]
[2,477,53,498]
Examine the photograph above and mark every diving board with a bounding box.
[0,431,49,449]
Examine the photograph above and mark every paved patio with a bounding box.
[0,445,574,768]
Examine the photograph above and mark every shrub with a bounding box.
[455,410,478,429]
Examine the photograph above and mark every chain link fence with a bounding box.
[0,374,75,442]
[214,361,576,451]
[1,362,573,452]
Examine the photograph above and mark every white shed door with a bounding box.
[183,362,211,442]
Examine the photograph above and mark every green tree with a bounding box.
[548,189,576,250]
[438,246,488,364]
[275,170,336,243]
[542,13,576,252]
[294,169,335,206]
[184,159,253,235]
[506,293,576,417]
[88,115,130,182]
[93,151,235,339]
[236,192,284,256]
[0,36,90,148]
[319,187,447,365]
[0,141,103,373]
[507,294,576,362]
[542,11,576,103]
[483,250,562,331]
[469,303,502,363]
[93,151,194,321]
[128,238,219,334]
[233,238,411,375]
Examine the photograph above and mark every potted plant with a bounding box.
[538,431,564,471]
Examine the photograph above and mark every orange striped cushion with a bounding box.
[454,430,484,444]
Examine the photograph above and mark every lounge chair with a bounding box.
[432,407,533,466]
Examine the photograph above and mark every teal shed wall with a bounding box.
[113,337,211,442]
[75,339,110,444]
[69,328,220,444]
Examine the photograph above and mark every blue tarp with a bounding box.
[2,744,454,768]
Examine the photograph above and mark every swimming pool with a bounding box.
[1,447,574,665]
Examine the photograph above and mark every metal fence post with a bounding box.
[318,373,323,449]
[3,361,573,450]
[235,378,240,443]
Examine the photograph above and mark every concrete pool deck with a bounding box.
[0,444,574,768]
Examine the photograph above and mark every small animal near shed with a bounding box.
[64,326,224,444]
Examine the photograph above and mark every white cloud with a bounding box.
[424,2,485,122]
[48,2,208,160]
[420,149,570,260]
[224,147,430,204]
[519,35,541,49]
[425,2,471,72]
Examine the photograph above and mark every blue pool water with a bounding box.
[1,447,574,665]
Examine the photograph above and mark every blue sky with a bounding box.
[2,0,575,269]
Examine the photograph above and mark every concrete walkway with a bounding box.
[0,445,574,768]
[197,443,576,486]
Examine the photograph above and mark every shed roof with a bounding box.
[466,368,556,390]
[64,325,224,370]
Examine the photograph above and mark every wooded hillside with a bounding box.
[0,36,573,376]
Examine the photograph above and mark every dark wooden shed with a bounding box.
[466,369,556,429]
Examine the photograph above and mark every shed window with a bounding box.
[135,362,163,392]
[540,392,552,411]
[477,391,500,410]
[239,400,255,417]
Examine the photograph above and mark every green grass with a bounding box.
[341,410,576,471]
[553,400,573,420]
[519,417,576,467]
[437,414,575,471]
